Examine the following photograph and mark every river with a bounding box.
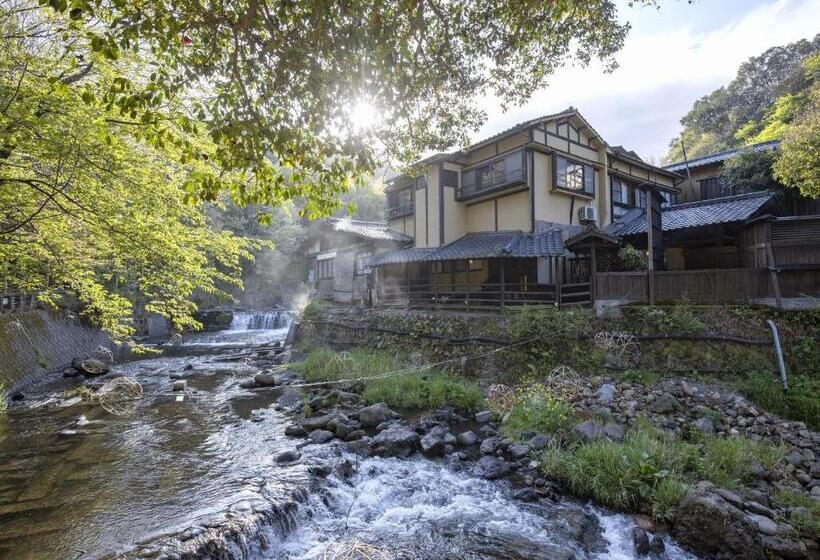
[0,313,697,560]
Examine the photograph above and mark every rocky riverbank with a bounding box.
[249,340,819,560]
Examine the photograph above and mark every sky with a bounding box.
[474,0,820,162]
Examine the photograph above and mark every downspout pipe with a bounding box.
[766,319,789,391]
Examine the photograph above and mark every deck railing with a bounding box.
[379,280,590,310]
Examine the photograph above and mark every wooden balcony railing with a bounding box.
[386,202,414,220]
[456,168,525,201]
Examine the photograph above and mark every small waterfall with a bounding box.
[230,311,290,331]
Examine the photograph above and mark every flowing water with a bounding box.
[0,315,698,560]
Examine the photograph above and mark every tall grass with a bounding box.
[539,419,786,519]
[294,347,484,411]
[503,388,576,437]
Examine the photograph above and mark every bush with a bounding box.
[294,347,400,383]
[617,244,647,271]
[738,371,820,430]
[503,385,576,437]
[300,298,331,322]
[363,373,484,411]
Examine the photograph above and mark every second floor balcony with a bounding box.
[386,201,414,219]
[457,166,525,201]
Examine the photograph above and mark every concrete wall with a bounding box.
[0,310,111,392]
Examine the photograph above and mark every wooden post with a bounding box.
[590,244,598,305]
[646,193,656,306]
[556,257,563,307]
[500,261,506,309]
[766,243,783,309]
[465,260,471,313]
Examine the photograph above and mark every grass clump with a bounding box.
[503,385,576,438]
[295,347,484,411]
[538,419,787,520]
[619,369,659,386]
[363,373,483,411]
[774,489,820,538]
[738,371,820,430]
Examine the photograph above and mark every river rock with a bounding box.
[420,426,448,458]
[760,534,808,559]
[649,393,680,414]
[572,421,603,442]
[694,416,714,434]
[475,410,494,423]
[513,488,538,502]
[172,380,186,391]
[301,411,343,431]
[253,372,277,387]
[508,443,530,459]
[597,384,616,405]
[457,431,478,446]
[71,357,110,377]
[747,513,780,536]
[649,535,665,555]
[602,421,625,442]
[673,484,765,560]
[529,434,550,450]
[371,424,419,458]
[284,425,307,437]
[308,429,335,444]
[473,455,509,480]
[359,402,391,428]
[274,450,300,464]
[632,527,650,556]
[480,436,501,454]
[276,387,303,411]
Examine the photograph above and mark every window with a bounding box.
[610,176,633,218]
[554,155,595,196]
[660,190,677,207]
[468,259,483,272]
[317,258,334,279]
[442,169,459,188]
[459,150,525,200]
[698,176,724,200]
[387,186,414,219]
[355,252,372,276]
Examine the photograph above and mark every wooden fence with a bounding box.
[379,280,591,311]
[595,268,818,303]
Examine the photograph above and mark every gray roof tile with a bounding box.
[324,218,412,242]
[372,248,434,266]
[606,191,775,236]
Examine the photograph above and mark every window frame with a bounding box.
[553,154,596,197]
[354,252,373,276]
[317,258,334,279]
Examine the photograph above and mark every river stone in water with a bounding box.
[370,424,419,458]
[308,429,335,444]
[358,402,391,427]
[474,456,509,480]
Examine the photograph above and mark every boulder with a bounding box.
[71,357,110,377]
[631,527,650,556]
[346,437,372,457]
[513,488,539,502]
[530,434,550,450]
[760,534,808,559]
[307,429,335,444]
[747,514,781,536]
[480,436,501,454]
[420,426,448,458]
[457,431,478,446]
[508,443,530,460]
[359,402,391,428]
[276,387,303,411]
[673,485,765,560]
[301,411,344,431]
[473,455,509,480]
[648,536,665,555]
[371,424,419,458]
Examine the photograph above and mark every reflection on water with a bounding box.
[0,325,301,560]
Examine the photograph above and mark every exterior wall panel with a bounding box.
[496,191,530,231]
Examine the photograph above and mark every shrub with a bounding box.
[503,385,576,437]
[300,299,331,322]
[294,347,401,383]
[363,373,484,411]
[617,244,647,271]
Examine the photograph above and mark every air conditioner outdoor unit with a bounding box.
[578,205,597,225]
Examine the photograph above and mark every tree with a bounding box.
[36,0,660,217]
[665,35,819,162]
[0,5,263,340]
[720,149,780,192]
[773,105,820,199]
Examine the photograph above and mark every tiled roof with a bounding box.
[663,140,780,172]
[606,191,776,236]
[373,227,581,266]
[324,218,412,242]
[372,248,434,266]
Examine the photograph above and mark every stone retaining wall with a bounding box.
[0,310,111,392]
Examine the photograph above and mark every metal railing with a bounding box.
[0,293,40,314]
[456,167,525,201]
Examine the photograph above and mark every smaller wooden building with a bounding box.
[302,218,411,305]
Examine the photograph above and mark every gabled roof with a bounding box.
[663,140,781,172]
[606,191,776,236]
[322,218,412,242]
